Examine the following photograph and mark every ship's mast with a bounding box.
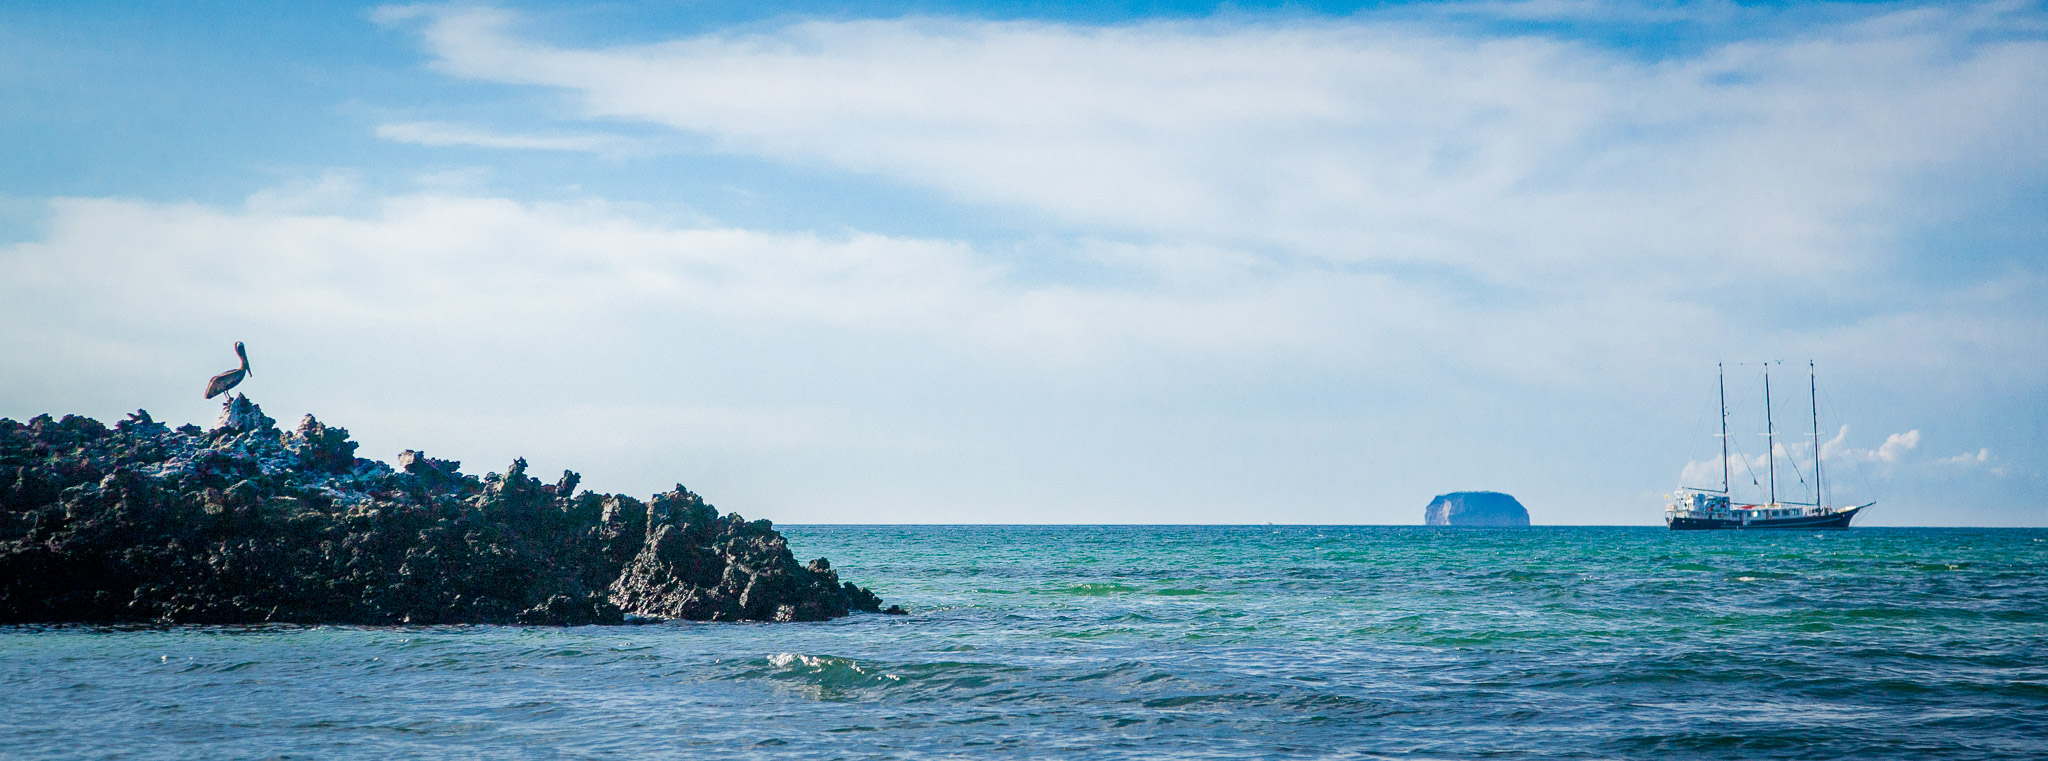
[1811,360,1822,509]
[1765,363,1777,506]
[1719,363,1730,494]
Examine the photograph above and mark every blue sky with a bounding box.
[2,0,2043,525]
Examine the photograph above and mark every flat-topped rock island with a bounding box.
[1424,491,1532,527]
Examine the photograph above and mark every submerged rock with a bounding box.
[0,398,885,625]
[1424,491,1531,527]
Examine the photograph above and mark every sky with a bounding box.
[1,0,2043,526]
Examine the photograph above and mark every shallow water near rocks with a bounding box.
[4,526,2045,759]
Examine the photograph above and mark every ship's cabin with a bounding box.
[1738,504,1822,518]
[1668,492,1828,521]
[1666,490,1731,517]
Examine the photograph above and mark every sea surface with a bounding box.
[3,526,2045,760]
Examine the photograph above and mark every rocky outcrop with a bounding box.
[1424,491,1531,527]
[0,397,885,625]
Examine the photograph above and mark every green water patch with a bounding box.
[1154,588,1209,596]
[1426,629,1547,646]
[1042,583,1145,596]
[1047,627,1142,639]
[1825,606,1944,621]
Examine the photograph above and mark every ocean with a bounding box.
[3,526,2044,760]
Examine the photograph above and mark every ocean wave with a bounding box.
[728,653,1035,702]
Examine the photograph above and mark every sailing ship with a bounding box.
[1665,361,1872,530]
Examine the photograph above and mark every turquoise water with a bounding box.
[4,526,2044,759]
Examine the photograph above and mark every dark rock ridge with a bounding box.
[1424,491,1531,527]
[0,396,884,625]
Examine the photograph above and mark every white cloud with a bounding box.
[0,194,993,335]
[1,182,2037,523]
[1877,429,1922,462]
[0,189,1617,386]
[1938,448,1993,465]
[1678,454,1737,490]
[1818,424,1851,461]
[381,3,2048,291]
[1686,425,1996,490]
[353,3,2048,395]
[375,121,627,152]
[0,188,1571,520]
[1818,426,1924,463]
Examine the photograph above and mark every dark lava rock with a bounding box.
[0,397,885,625]
[1424,491,1531,527]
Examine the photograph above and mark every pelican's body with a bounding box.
[205,342,251,399]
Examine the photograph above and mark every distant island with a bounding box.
[1424,491,1531,527]
[0,396,891,625]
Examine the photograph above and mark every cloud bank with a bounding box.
[387,3,2048,290]
[3,2,2042,524]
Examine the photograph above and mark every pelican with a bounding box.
[204,341,251,399]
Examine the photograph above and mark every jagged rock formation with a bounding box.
[0,396,884,625]
[1424,491,1532,527]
